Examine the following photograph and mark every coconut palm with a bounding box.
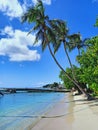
[49,19,80,81]
[67,33,82,55]
[49,19,90,94]
[68,34,91,55]
[21,0,92,100]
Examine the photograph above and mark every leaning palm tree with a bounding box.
[49,19,77,79]
[48,19,91,95]
[21,0,92,100]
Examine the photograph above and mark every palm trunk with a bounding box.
[63,42,77,82]
[43,24,92,100]
[63,43,83,93]
[47,43,92,100]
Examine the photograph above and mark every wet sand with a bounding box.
[30,93,98,130]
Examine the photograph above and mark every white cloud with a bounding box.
[0,0,52,18]
[0,26,41,62]
[42,0,51,5]
[1,26,14,37]
[0,0,24,18]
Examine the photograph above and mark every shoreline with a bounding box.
[0,92,66,130]
[26,93,70,130]
[30,93,98,130]
[29,93,74,130]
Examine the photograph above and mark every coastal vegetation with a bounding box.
[59,32,98,95]
[43,82,64,89]
[43,82,59,89]
[21,0,98,99]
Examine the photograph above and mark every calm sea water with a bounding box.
[0,92,66,130]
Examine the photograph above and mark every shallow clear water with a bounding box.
[0,92,65,130]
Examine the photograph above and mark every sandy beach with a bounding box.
[30,93,98,130]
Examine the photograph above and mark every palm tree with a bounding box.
[48,19,91,94]
[21,0,92,100]
[68,34,91,55]
[49,19,77,79]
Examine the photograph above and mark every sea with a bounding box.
[0,92,66,130]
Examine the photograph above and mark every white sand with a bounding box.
[30,93,98,130]
[72,95,98,130]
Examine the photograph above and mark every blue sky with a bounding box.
[0,0,98,88]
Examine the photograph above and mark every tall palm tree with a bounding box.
[21,0,92,100]
[49,19,90,94]
[49,19,79,81]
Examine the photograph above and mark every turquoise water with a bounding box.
[0,92,65,130]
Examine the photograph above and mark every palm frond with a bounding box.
[53,40,61,54]
[68,33,81,42]
[21,13,28,23]
[21,7,39,23]
[42,38,48,51]
[47,27,56,43]
[34,29,43,44]
[33,23,41,31]
[27,28,34,36]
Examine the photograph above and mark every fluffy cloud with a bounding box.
[42,0,51,4]
[0,0,24,18]
[1,26,14,36]
[0,26,41,62]
[0,0,52,18]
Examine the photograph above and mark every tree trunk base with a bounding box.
[87,94,95,100]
